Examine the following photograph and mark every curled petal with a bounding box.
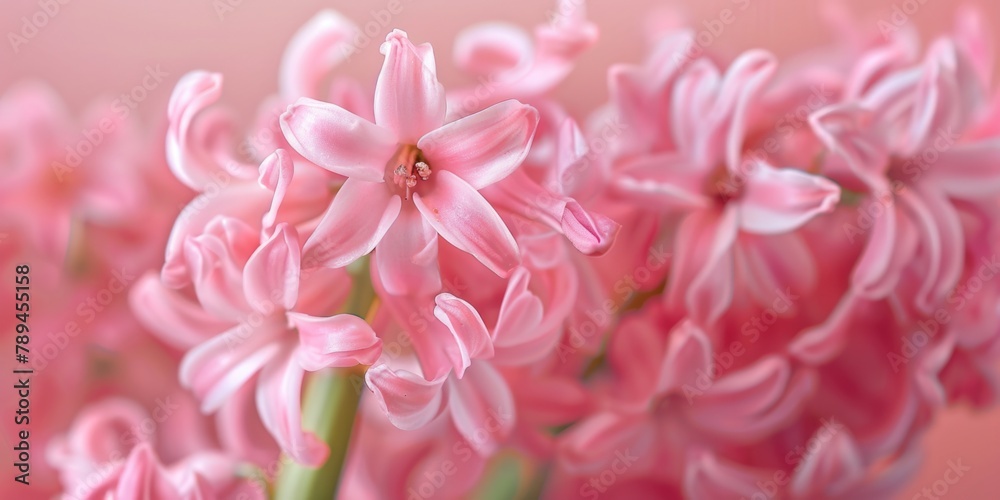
[738,162,841,234]
[434,293,494,378]
[243,223,301,314]
[366,363,447,430]
[279,10,358,99]
[166,71,255,190]
[257,149,294,237]
[289,312,382,370]
[658,320,713,395]
[180,321,285,413]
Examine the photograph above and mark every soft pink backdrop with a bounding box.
[2,1,998,497]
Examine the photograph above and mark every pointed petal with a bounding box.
[374,204,441,296]
[789,429,865,497]
[302,179,401,268]
[413,170,520,277]
[418,100,539,190]
[658,320,713,395]
[666,207,739,325]
[447,363,515,456]
[898,186,963,311]
[244,223,300,313]
[375,30,446,142]
[280,97,395,182]
[614,153,712,213]
[180,322,284,413]
[258,149,294,237]
[256,348,328,466]
[289,312,382,370]
[738,163,841,234]
[129,273,231,351]
[720,50,777,172]
[366,363,447,430]
[433,293,494,378]
[561,201,621,256]
[852,201,918,299]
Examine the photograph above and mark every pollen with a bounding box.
[389,145,433,200]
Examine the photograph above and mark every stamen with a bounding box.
[415,161,431,180]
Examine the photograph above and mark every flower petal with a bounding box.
[129,273,231,351]
[366,363,447,430]
[433,293,494,378]
[374,204,442,296]
[166,71,257,190]
[302,178,401,269]
[279,10,358,99]
[288,312,382,370]
[419,100,539,190]
[738,163,841,234]
[658,320,713,395]
[179,321,285,413]
[413,170,520,277]
[243,223,301,313]
[375,30,446,142]
[666,207,739,325]
[256,348,328,466]
[280,97,395,182]
[928,139,1000,198]
[447,363,515,456]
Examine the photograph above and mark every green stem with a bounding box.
[274,257,375,499]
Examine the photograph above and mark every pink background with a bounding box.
[2,0,998,497]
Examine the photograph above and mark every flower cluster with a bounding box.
[2,1,1000,498]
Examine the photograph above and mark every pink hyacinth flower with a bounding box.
[280,29,539,296]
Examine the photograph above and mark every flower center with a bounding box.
[388,144,432,200]
[706,164,744,204]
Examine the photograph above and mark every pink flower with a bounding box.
[133,152,382,467]
[280,30,539,296]
[811,35,999,312]
[611,48,841,324]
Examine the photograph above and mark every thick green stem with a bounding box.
[274,257,375,499]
